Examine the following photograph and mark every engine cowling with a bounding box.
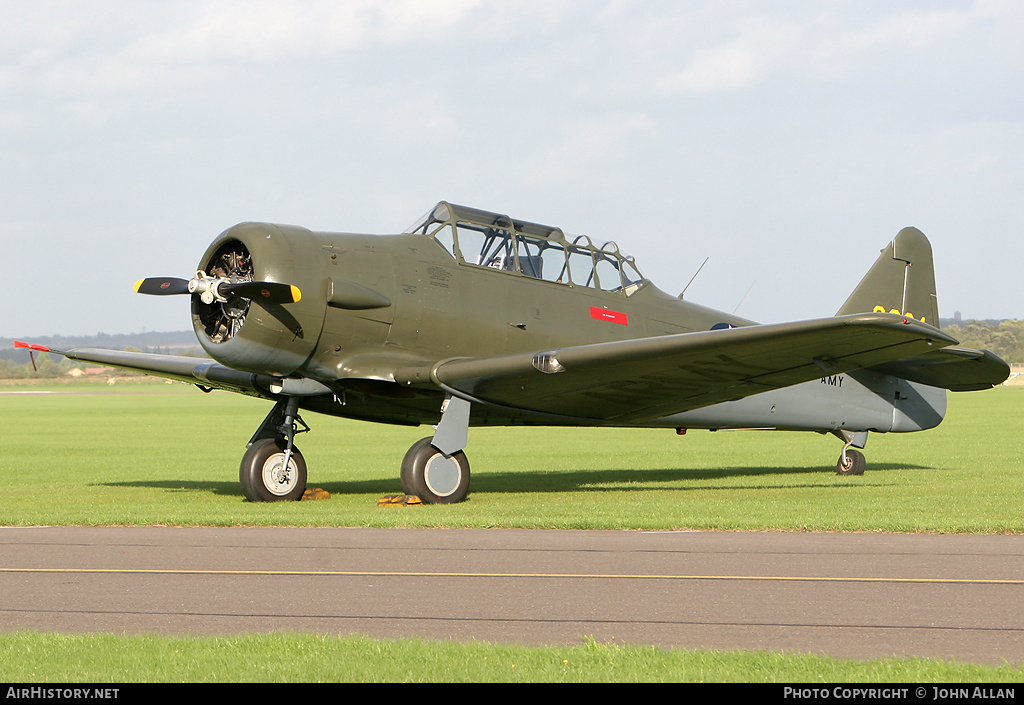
[192,223,328,377]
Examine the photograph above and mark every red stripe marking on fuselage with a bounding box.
[590,306,628,325]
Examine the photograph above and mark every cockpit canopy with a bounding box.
[405,202,646,295]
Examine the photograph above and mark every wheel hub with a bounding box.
[424,453,462,497]
[262,454,297,496]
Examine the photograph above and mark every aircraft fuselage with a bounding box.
[189,219,945,437]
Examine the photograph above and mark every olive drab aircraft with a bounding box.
[16,202,1010,503]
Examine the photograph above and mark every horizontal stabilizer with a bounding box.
[869,346,1010,391]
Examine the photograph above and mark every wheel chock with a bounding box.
[300,487,331,501]
[378,494,423,507]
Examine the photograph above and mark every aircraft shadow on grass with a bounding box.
[101,462,925,499]
[100,480,244,497]
[466,463,926,494]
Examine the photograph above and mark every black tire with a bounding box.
[836,448,866,476]
[239,437,307,501]
[400,437,470,504]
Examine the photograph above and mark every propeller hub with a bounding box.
[188,271,228,304]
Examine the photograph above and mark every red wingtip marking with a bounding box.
[14,341,50,352]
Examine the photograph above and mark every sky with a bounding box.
[2,0,1022,338]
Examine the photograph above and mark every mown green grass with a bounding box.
[1,380,1021,531]
[2,380,1023,682]
[1,632,1019,683]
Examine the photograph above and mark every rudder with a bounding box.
[836,227,939,326]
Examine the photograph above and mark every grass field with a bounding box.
[2,379,1023,682]
[1,379,1022,531]
[2,632,1020,683]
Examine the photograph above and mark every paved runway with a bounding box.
[2,526,1022,664]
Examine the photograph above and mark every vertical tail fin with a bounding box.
[836,227,939,327]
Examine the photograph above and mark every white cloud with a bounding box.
[127,0,482,64]
[838,7,969,53]
[660,40,763,94]
[1,0,482,101]
[2,1,1024,335]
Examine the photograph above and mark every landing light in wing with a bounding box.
[532,351,565,374]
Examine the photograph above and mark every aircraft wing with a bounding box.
[403,313,961,423]
[18,345,329,398]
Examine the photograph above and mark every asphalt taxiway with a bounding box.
[2,526,1022,664]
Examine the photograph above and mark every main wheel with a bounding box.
[239,437,307,501]
[400,437,470,504]
[836,448,866,476]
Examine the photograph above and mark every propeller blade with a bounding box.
[133,277,190,295]
[220,281,302,304]
[134,275,301,304]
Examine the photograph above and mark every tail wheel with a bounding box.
[400,437,470,504]
[836,448,866,476]
[240,437,307,501]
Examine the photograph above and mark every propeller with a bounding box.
[133,273,301,304]
[133,277,190,296]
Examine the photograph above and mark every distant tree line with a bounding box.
[0,331,201,363]
[0,353,85,379]
[0,348,180,380]
[943,319,1024,365]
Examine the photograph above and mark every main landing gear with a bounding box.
[401,395,473,503]
[401,438,471,504]
[238,394,473,504]
[240,437,307,501]
[833,430,867,476]
[240,397,309,501]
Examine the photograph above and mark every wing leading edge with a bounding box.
[399,313,960,423]
[21,346,330,399]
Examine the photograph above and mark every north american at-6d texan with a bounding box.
[17,202,1010,503]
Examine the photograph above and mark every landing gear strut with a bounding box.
[240,397,309,501]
